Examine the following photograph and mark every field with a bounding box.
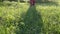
[0,1,60,34]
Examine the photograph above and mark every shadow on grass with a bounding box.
[0,2,4,6]
[16,6,43,34]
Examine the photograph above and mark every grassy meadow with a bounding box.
[0,1,60,34]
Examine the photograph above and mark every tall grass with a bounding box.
[0,1,60,34]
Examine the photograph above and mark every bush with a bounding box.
[36,0,57,3]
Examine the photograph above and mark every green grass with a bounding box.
[0,2,60,34]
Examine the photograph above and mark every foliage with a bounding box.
[0,1,60,34]
[0,0,58,3]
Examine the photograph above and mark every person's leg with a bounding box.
[30,1,35,6]
[32,0,35,6]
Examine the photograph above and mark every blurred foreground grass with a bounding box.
[0,2,60,34]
